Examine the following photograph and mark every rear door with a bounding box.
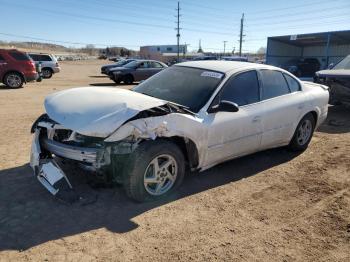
[149,62,165,76]
[258,70,305,149]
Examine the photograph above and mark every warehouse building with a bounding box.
[139,44,187,62]
[266,30,350,70]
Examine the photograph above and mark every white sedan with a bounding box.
[30,61,329,202]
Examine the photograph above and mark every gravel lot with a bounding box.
[0,60,349,261]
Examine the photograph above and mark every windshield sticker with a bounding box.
[201,71,223,79]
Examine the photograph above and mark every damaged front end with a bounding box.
[29,114,138,196]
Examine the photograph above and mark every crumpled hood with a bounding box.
[44,87,167,137]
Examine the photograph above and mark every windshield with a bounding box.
[133,66,224,112]
[116,59,134,67]
[333,55,350,70]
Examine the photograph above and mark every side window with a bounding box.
[220,70,260,106]
[283,74,300,92]
[260,70,290,100]
[29,54,39,61]
[40,55,52,61]
[151,62,163,68]
[9,52,30,61]
[139,62,150,68]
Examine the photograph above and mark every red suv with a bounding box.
[0,49,39,88]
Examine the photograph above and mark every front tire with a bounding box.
[4,72,23,88]
[123,74,134,84]
[288,113,315,151]
[123,140,185,202]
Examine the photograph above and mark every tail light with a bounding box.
[25,60,36,69]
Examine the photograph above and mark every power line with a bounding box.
[1,2,237,37]
[247,12,350,27]
[248,4,350,21]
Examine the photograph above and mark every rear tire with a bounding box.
[123,140,185,202]
[4,72,23,88]
[42,68,53,79]
[123,74,134,84]
[288,113,315,151]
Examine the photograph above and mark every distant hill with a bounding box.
[0,40,138,57]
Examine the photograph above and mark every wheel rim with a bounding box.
[7,74,21,87]
[296,119,312,145]
[144,154,178,196]
[42,69,51,77]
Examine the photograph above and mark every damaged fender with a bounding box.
[105,113,208,167]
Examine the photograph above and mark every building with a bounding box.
[139,45,187,63]
[266,30,350,69]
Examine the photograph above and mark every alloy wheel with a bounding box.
[143,154,178,196]
[297,119,312,145]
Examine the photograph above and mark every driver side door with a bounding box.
[205,70,264,167]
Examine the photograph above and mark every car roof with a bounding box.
[176,60,279,74]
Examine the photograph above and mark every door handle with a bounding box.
[252,116,262,123]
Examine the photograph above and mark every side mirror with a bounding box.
[208,100,239,113]
[328,63,334,69]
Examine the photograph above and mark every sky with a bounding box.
[0,0,350,53]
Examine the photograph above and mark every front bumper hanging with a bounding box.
[30,129,73,195]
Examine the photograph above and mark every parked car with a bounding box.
[30,61,329,202]
[314,55,350,105]
[222,56,248,62]
[192,56,218,61]
[108,57,121,62]
[109,60,167,84]
[100,59,136,75]
[28,53,61,79]
[282,58,320,77]
[0,49,39,88]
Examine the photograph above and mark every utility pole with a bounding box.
[239,13,245,57]
[223,41,227,56]
[176,1,181,62]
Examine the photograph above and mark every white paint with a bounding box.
[29,129,41,169]
[35,62,329,175]
[39,162,65,185]
[45,87,167,137]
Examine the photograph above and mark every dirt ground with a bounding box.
[0,60,349,261]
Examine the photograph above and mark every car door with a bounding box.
[134,61,151,81]
[149,62,165,76]
[258,69,306,150]
[205,70,264,166]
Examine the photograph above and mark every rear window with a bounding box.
[9,52,30,61]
